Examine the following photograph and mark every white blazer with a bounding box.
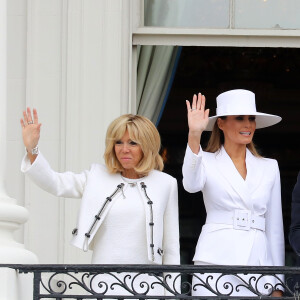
[21,153,180,265]
[182,145,284,266]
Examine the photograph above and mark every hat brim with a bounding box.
[205,112,282,131]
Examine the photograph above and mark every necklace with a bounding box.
[121,175,141,187]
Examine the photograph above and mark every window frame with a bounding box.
[129,1,300,113]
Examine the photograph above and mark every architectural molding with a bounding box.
[133,28,300,47]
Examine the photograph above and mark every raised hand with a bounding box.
[20,108,41,156]
[186,93,209,134]
[186,93,209,154]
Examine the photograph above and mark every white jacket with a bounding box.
[21,152,180,265]
[182,145,284,266]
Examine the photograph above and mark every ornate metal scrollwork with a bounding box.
[2,264,300,299]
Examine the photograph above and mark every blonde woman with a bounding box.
[182,89,284,297]
[21,109,180,296]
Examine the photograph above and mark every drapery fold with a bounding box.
[137,46,181,125]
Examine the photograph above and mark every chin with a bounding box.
[237,139,253,145]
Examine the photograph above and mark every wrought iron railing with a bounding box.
[2,264,300,299]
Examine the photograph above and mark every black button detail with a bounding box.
[72,228,78,235]
[95,215,100,220]
[157,248,164,256]
[150,244,154,247]
[106,197,112,201]
[147,201,153,204]
[149,222,154,226]
[85,233,91,238]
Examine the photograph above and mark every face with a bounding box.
[217,115,256,146]
[114,130,143,175]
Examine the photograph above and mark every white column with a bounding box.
[0,0,38,265]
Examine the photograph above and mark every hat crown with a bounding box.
[216,89,257,116]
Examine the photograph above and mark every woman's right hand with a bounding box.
[186,93,209,135]
[186,93,209,154]
[20,108,41,155]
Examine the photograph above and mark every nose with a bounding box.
[244,118,251,127]
[121,143,129,152]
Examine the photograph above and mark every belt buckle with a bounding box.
[233,209,251,231]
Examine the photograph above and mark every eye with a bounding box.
[115,140,122,145]
[249,116,256,122]
[129,141,138,146]
[235,116,244,121]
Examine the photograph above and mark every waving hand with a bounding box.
[20,107,41,163]
[186,93,209,154]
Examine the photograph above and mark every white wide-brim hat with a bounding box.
[205,89,282,131]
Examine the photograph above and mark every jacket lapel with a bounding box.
[87,173,125,242]
[215,146,252,209]
[245,149,265,199]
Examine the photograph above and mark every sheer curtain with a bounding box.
[137,46,181,125]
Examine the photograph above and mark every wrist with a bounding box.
[188,130,203,138]
[26,145,39,155]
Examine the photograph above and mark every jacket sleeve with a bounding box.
[162,177,181,295]
[289,172,300,255]
[264,160,285,267]
[182,144,206,193]
[21,152,88,198]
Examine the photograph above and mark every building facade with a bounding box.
[1,0,300,298]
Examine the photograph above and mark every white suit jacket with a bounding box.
[21,153,180,265]
[182,145,284,266]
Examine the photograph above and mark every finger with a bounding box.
[33,108,38,124]
[27,107,33,123]
[192,94,197,109]
[20,119,25,128]
[205,108,210,119]
[196,93,202,110]
[186,100,191,112]
[200,94,206,111]
[23,110,28,124]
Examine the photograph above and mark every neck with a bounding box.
[223,142,247,161]
[122,169,140,179]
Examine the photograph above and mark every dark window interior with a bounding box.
[157,46,300,265]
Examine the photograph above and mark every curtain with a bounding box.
[137,46,181,125]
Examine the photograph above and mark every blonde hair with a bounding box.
[205,117,261,157]
[104,114,164,176]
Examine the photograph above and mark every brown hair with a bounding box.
[104,114,164,176]
[205,117,261,157]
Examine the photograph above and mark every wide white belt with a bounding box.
[206,209,265,232]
